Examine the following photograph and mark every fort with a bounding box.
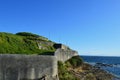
[0,44,78,80]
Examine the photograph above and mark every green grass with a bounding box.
[0,32,55,54]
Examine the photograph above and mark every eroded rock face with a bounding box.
[0,54,58,80]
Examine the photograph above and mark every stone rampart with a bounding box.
[54,49,78,62]
[0,48,78,80]
[0,54,58,80]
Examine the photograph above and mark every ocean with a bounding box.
[81,56,120,78]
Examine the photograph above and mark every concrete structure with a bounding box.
[53,44,69,50]
[55,49,78,62]
[0,54,58,80]
[0,44,78,80]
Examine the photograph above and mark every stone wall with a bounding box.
[0,54,58,80]
[54,49,78,62]
[0,48,78,80]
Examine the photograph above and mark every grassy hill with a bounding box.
[0,32,55,54]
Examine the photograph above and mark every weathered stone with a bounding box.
[55,49,78,62]
[0,54,58,80]
[0,47,78,80]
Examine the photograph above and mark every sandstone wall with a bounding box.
[0,54,58,80]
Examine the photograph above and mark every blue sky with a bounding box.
[0,0,120,56]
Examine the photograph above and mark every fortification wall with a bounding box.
[0,54,58,80]
[54,49,78,62]
[0,48,78,80]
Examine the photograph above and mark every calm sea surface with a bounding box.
[81,56,120,77]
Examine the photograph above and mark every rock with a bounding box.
[68,63,118,80]
[95,63,113,67]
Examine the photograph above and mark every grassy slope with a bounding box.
[0,32,55,54]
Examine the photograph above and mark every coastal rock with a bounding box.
[95,63,113,67]
[67,63,119,80]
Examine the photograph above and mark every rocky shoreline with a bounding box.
[93,62,120,80]
[58,56,120,80]
[68,63,120,80]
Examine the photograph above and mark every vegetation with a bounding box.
[16,32,40,38]
[58,61,79,80]
[58,56,83,80]
[66,56,83,68]
[0,32,55,54]
[58,56,115,80]
[16,32,48,41]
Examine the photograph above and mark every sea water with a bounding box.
[81,56,120,77]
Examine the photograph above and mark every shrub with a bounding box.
[66,56,83,68]
[16,32,39,38]
[58,61,79,80]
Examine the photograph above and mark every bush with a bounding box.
[16,32,48,41]
[66,56,83,68]
[58,61,79,80]
[16,32,39,38]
